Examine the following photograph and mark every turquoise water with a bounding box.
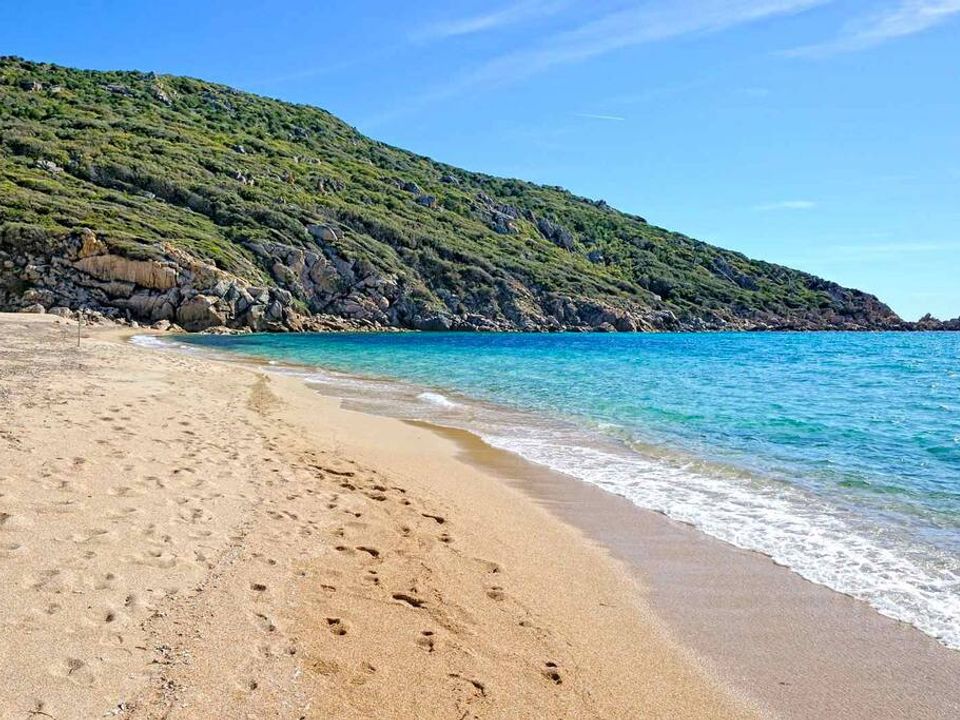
[168,331,960,648]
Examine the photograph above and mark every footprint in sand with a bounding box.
[543,661,562,685]
[252,611,277,633]
[416,630,436,653]
[50,657,96,687]
[486,586,506,601]
[326,617,348,636]
[392,593,425,609]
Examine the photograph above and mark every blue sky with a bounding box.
[2,1,958,319]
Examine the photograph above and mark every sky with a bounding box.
[1,1,958,320]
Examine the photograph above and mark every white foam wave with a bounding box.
[417,392,459,409]
[481,433,960,650]
[129,334,172,349]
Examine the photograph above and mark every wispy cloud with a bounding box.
[574,112,627,121]
[415,0,571,41]
[443,0,831,92]
[786,0,960,57]
[753,200,818,211]
[365,1,831,128]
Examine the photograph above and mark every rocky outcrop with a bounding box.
[74,254,177,290]
[1,224,953,333]
[0,226,308,332]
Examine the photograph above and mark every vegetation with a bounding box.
[0,57,899,330]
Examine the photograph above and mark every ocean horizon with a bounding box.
[163,330,960,651]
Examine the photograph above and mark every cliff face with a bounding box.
[0,57,913,332]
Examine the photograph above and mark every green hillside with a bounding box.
[0,57,901,331]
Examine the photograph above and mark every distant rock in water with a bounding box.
[0,56,943,332]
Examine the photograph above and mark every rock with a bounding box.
[401,181,422,194]
[103,83,133,96]
[244,303,267,330]
[265,300,284,322]
[439,173,459,185]
[75,228,107,258]
[414,314,452,331]
[307,224,340,243]
[74,254,177,290]
[48,306,73,318]
[537,217,575,250]
[152,85,172,105]
[151,319,172,331]
[587,250,604,264]
[416,194,438,208]
[176,295,224,331]
[20,303,46,314]
[19,79,43,91]
[36,159,63,174]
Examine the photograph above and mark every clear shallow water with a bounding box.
[168,331,960,649]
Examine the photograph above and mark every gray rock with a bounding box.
[176,295,224,331]
[36,159,63,174]
[20,303,46,314]
[307,224,340,243]
[103,83,133,96]
[265,300,284,321]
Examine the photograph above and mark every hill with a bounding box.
[0,57,907,332]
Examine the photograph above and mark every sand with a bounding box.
[437,423,960,720]
[0,314,757,719]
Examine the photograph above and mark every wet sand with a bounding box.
[423,422,960,719]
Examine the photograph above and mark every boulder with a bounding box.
[176,295,224,331]
[19,303,46,314]
[75,254,177,290]
[36,159,63,174]
[307,224,340,243]
[75,228,107,259]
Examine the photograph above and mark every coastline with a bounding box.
[3,314,958,719]
[0,314,756,719]
[158,328,960,717]
[422,422,960,719]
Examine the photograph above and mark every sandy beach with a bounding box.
[0,313,758,719]
[3,313,960,720]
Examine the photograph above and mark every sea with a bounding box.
[145,331,960,649]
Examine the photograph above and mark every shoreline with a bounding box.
[0,314,756,719]
[164,329,960,654]
[145,327,960,716]
[152,329,960,717]
[3,314,959,718]
[418,422,960,719]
